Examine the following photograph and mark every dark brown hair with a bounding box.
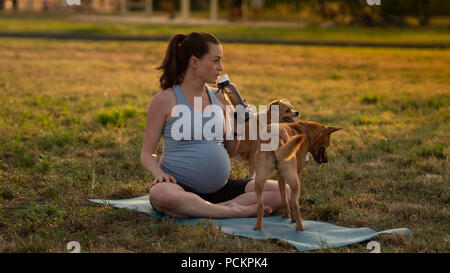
[157,32,221,90]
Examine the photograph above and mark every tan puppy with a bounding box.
[232,99,299,178]
[253,121,342,231]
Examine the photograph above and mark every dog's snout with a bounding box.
[293,111,299,117]
[318,147,327,164]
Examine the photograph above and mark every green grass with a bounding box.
[0,36,448,253]
[0,14,449,44]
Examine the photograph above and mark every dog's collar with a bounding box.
[299,123,312,150]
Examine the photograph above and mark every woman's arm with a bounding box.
[213,87,240,156]
[141,91,176,185]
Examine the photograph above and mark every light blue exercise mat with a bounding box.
[88,195,411,252]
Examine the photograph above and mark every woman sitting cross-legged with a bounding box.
[140,32,291,218]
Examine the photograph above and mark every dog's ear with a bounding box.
[267,100,280,113]
[268,100,280,107]
[327,127,343,135]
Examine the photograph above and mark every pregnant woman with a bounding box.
[141,32,290,218]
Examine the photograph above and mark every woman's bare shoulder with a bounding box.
[147,88,176,111]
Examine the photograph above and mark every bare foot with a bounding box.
[226,202,272,218]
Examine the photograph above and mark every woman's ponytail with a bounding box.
[157,32,220,90]
[157,34,187,90]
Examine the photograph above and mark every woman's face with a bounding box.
[193,43,224,84]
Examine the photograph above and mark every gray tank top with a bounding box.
[159,84,231,194]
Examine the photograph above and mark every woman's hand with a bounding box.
[149,173,177,191]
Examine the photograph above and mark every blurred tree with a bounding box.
[12,0,18,11]
[256,0,449,26]
[339,0,380,26]
[317,0,337,20]
[380,0,450,26]
[231,0,243,21]
[161,0,175,19]
[379,0,407,25]
[417,0,431,26]
[251,0,264,20]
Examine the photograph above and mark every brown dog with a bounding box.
[231,99,299,178]
[253,120,342,231]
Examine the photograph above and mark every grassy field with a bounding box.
[0,14,450,45]
[0,36,448,253]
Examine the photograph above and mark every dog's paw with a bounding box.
[253,225,263,231]
[296,223,305,231]
[278,206,290,218]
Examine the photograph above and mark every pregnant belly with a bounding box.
[160,142,231,194]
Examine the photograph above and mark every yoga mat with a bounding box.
[88,195,411,252]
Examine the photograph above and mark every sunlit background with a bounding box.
[0,0,448,253]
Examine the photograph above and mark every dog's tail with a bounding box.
[274,135,305,162]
